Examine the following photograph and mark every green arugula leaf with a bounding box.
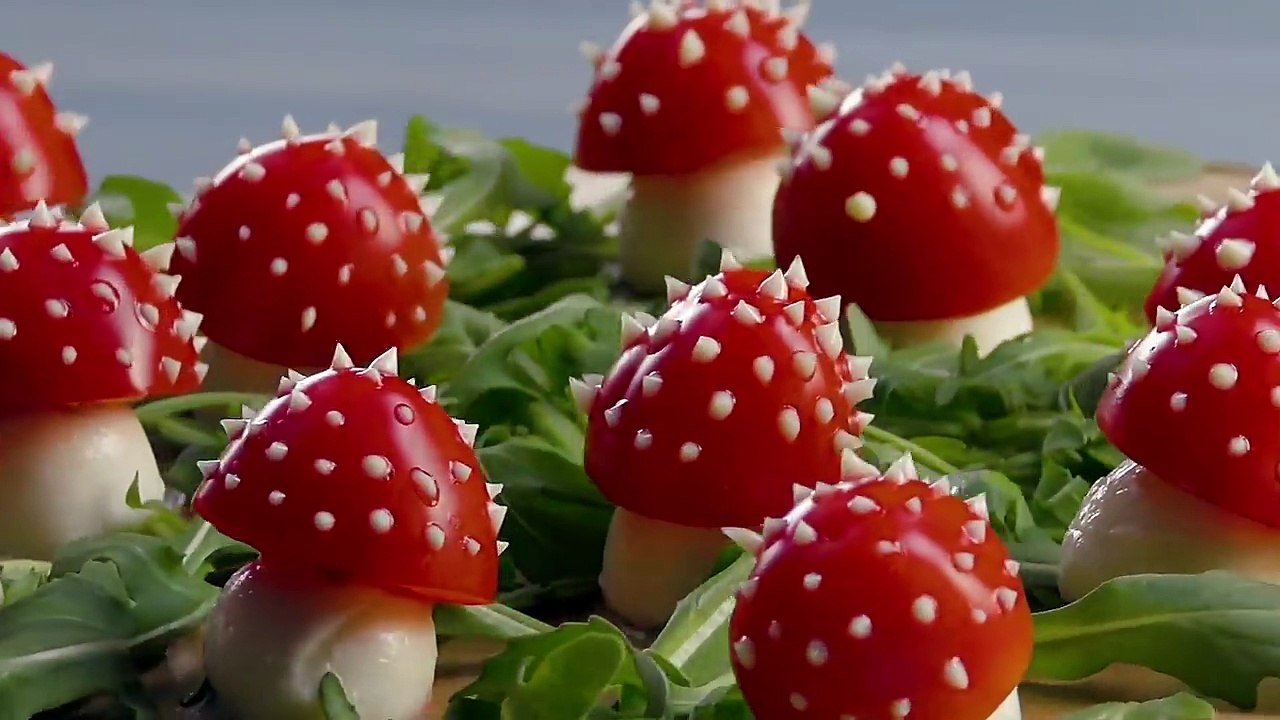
[650,554,751,687]
[448,617,657,719]
[318,672,361,720]
[1062,693,1217,720]
[0,533,218,719]
[402,300,508,386]
[435,602,553,641]
[86,175,184,251]
[1039,129,1204,183]
[476,437,611,590]
[1031,571,1280,709]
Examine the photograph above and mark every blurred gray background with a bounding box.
[4,0,1275,188]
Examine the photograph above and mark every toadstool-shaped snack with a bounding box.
[773,65,1060,357]
[1061,279,1280,601]
[727,454,1032,720]
[0,53,89,218]
[0,202,205,559]
[1145,162,1280,324]
[572,253,875,628]
[164,117,448,394]
[573,0,837,291]
[196,346,505,720]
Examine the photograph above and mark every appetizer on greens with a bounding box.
[727,452,1031,720]
[772,64,1060,356]
[1061,279,1280,600]
[573,253,874,628]
[0,202,206,559]
[572,0,837,291]
[0,53,88,218]
[194,346,504,720]
[1146,162,1280,323]
[164,118,448,394]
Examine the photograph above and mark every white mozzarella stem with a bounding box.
[1057,459,1280,706]
[988,687,1022,720]
[204,562,439,720]
[198,339,301,396]
[616,155,782,292]
[873,296,1034,358]
[0,405,164,560]
[598,507,729,630]
[1060,459,1280,602]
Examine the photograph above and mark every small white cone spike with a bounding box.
[792,483,813,504]
[647,0,678,29]
[1040,186,1061,211]
[1175,286,1206,306]
[840,448,879,480]
[620,314,646,345]
[758,270,788,300]
[1154,306,1176,330]
[807,85,840,118]
[966,493,989,520]
[883,453,917,483]
[28,200,56,228]
[814,295,842,321]
[221,419,249,439]
[930,477,952,496]
[724,527,764,554]
[1258,285,1272,301]
[330,344,354,370]
[419,385,439,402]
[719,250,742,271]
[92,228,132,258]
[1196,194,1219,214]
[665,276,691,304]
[387,153,406,173]
[54,112,89,136]
[784,256,809,288]
[197,460,219,479]
[78,203,108,231]
[569,377,598,414]
[345,119,378,146]
[1254,162,1280,191]
[369,347,399,376]
[1227,188,1255,212]
[140,243,175,272]
[281,115,301,141]
[486,483,503,499]
[1230,274,1247,294]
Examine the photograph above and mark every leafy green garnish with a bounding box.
[1062,693,1217,720]
[85,175,184,251]
[1039,129,1204,183]
[1032,571,1280,709]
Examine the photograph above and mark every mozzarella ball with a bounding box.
[0,405,163,560]
[204,562,438,720]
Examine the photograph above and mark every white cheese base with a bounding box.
[204,563,438,720]
[1058,460,1280,708]
[198,339,295,397]
[1060,459,1280,601]
[615,155,781,292]
[0,406,164,560]
[989,688,1022,720]
[599,507,729,630]
[874,297,1034,358]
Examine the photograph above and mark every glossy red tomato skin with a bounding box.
[772,71,1059,321]
[573,4,834,175]
[0,53,89,218]
[1144,187,1280,324]
[1099,290,1280,527]
[730,477,1032,720]
[194,366,499,605]
[170,133,448,369]
[583,268,869,528]
[0,221,203,411]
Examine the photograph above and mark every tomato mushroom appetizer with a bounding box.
[773,64,1060,356]
[195,346,505,720]
[1061,278,1280,601]
[572,253,875,628]
[0,53,89,219]
[572,0,837,291]
[727,453,1032,720]
[0,202,206,559]
[162,117,448,394]
[1145,162,1280,324]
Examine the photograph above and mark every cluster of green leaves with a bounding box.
[0,120,1265,720]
